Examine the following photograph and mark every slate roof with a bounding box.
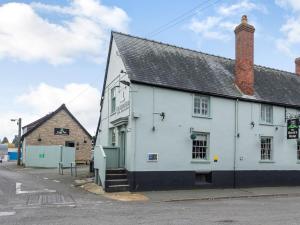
[113,32,300,108]
[22,104,92,140]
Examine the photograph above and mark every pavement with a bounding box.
[2,161,300,224]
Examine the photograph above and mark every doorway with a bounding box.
[119,127,126,168]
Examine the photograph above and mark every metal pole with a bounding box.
[17,118,22,166]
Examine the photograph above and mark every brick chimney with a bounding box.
[234,15,255,95]
[295,58,300,76]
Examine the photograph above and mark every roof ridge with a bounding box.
[112,31,298,77]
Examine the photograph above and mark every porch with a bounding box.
[94,145,129,192]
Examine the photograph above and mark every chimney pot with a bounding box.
[234,15,255,95]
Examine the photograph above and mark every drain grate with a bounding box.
[27,193,75,206]
[216,219,236,223]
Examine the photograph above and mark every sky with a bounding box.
[0,0,299,141]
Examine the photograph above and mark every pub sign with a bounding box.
[287,119,299,139]
[54,128,70,136]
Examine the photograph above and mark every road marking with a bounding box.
[0,212,16,217]
[43,177,49,180]
[53,180,60,183]
[16,182,56,195]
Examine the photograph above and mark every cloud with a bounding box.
[0,1,129,64]
[275,1,300,58]
[218,0,267,16]
[275,0,300,11]
[0,83,100,140]
[188,0,266,42]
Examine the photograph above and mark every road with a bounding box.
[1,163,300,225]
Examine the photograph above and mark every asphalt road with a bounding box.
[1,163,300,225]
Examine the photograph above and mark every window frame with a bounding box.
[193,94,211,118]
[260,136,273,161]
[109,128,116,147]
[111,87,116,114]
[192,132,210,161]
[260,104,273,125]
[297,140,300,161]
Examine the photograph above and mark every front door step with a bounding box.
[105,168,129,192]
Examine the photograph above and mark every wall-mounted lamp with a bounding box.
[84,138,87,143]
[76,142,80,146]
[160,112,165,121]
[275,126,279,131]
[250,121,255,128]
[38,134,42,142]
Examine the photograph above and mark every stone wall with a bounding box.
[24,110,92,163]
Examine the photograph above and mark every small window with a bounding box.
[192,133,209,160]
[194,95,210,117]
[111,87,116,114]
[261,137,272,160]
[65,141,75,148]
[297,140,300,161]
[109,128,116,146]
[261,104,273,124]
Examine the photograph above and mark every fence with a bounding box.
[24,145,75,168]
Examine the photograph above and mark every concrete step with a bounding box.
[106,168,126,174]
[106,173,127,180]
[106,184,129,193]
[106,179,128,186]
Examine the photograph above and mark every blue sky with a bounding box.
[0,0,299,140]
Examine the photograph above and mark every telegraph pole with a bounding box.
[17,118,22,166]
[11,118,22,166]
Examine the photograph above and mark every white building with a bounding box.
[94,16,300,192]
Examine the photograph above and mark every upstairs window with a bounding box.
[261,104,273,124]
[111,87,116,114]
[194,95,210,117]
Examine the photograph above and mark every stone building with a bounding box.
[22,104,92,164]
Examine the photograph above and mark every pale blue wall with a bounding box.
[130,84,300,172]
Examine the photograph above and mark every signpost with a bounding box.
[287,119,299,139]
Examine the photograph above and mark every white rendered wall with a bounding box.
[130,83,300,172]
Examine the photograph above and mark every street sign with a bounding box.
[287,119,299,139]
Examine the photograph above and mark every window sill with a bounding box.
[259,123,274,127]
[110,112,116,116]
[192,115,212,119]
[259,160,275,163]
[191,160,210,164]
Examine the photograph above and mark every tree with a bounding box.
[12,135,19,147]
[1,137,9,144]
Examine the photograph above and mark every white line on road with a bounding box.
[53,180,60,183]
[16,182,56,195]
[43,177,49,180]
[0,212,16,217]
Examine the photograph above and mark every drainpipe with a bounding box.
[233,99,239,188]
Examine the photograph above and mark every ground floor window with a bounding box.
[261,137,272,160]
[297,140,300,160]
[192,133,209,160]
[109,128,116,146]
